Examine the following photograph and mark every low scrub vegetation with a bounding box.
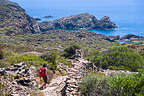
[88,46,144,72]
[57,57,72,67]
[41,51,58,70]
[79,72,144,96]
[6,53,48,67]
[63,44,81,58]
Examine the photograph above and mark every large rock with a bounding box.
[39,13,118,31]
[0,0,40,35]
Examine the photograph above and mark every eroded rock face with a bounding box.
[0,0,40,35]
[39,13,118,31]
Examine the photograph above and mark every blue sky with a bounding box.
[10,0,142,9]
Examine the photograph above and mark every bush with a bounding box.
[108,73,144,96]
[63,44,81,58]
[58,57,72,67]
[6,53,48,67]
[86,49,103,65]
[79,73,105,96]
[41,52,58,70]
[90,47,144,72]
[79,73,144,96]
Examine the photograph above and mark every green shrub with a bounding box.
[90,47,144,72]
[6,53,48,67]
[108,73,144,96]
[58,57,72,67]
[86,49,103,65]
[139,50,144,58]
[63,44,81,58]
[41,52,58,70]
[79,73,105,96]
[79,73,144,96]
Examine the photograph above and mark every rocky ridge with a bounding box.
[39,13,118,31]
[0,0,40,35]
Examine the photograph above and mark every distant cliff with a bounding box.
[39,13,118,31]
[0,0,40,35]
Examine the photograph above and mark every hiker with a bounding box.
[39,63,48,90]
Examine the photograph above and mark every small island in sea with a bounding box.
[43,15,53,18]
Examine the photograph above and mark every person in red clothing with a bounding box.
[39,63,48,90]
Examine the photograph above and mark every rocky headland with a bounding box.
[39,13,118,31]
[0,0,118,35]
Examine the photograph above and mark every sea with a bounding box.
[10,0,144,37]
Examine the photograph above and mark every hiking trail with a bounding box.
[42,59,89,96]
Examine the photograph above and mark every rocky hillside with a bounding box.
[39,13,118,31]
[0,0,40,35]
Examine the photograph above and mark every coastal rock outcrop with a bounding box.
[0,0,40,35]
[121,34,144,40]
[39,13,118,31]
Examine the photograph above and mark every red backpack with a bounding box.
[39,67,45,77]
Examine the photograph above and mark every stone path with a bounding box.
[42,59,89,96]
[65,59,88,96]
[42,76,67,96]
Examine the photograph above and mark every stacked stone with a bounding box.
[65,59,87,96]
[0,62,38,96]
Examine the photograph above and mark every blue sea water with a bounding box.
[10,0,144,37]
